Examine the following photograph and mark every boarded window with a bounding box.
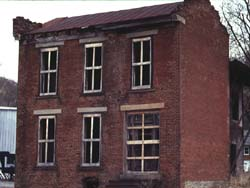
[82,114,101,166]
[38,116,55,165]
[126,112,159,172]
[40,48,58,95]
[132,37,151,89]
[84,44,103,93]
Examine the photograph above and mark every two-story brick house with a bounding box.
[13,0,229,188]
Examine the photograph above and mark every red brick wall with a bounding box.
[16,24,181,188]
[179,1,229,187]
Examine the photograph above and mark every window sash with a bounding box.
[132,37,152,89]
[84,43,103,93]
[82,114,101,166]
[40,48,58,96]
[244,146,250,155]
[126,113,159,173]
[37,116,55,166]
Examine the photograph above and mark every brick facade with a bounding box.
[14,1,229,188]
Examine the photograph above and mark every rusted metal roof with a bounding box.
[31,2,183,34]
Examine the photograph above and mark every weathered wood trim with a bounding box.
[35,41,64,48]
[126,29,158,38]
[77,107,108,113]
[33,109,62,115]
[175,14,186,25]
[79,37,107,44]
[120,103,165,111]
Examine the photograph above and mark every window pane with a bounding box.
[84,117,91,139]
[133,42,141,63]
[128,129,142,141]
[86,48,93,67]
[95,47,102,66]
[40,119,46,139]
[94,69,101,90]
[39,143,46,163]
[50,51,57,70]
[41,52,49,71]
[83,141,91,163]
[127,160,141,171]
[144,159,158,171]
[144,129,159,140]
[133,66,140,87]
[48,118,55,139]
[128,114,142,127]
[47,142,54,163]
[142,64,150,86]
[144,144,159,156]
[40,73,48,93]
[232,91,239,120]
[92,141,100,163]
[144,113,159,126]
[143,40,150,62]
[85,70,93,91]
[49,73,56,93]
[127,144,142,157]
[93,117,100,139]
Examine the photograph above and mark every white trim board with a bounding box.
[77,107,107,113]
[120,103,165,111]
[33,109,62,115]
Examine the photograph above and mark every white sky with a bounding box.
[0,0,222,82]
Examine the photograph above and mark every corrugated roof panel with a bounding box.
[30,2,182,34]
[0,109,16,154]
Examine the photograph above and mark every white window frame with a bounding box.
[84,43,103,93]
[126,112,160,173]
[40,47,58,96]
[244,146,250,156]
[132,37,152,90]
[82,114,102,166]
[37,115,56,166]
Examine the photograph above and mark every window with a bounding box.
[244,146,250,155]
[40,48,58,96]
[82,114,101,166]
[38,116,55,166]
[132,37,152,89]
[126,112,159,172]
[232,90,239,120]
[84,43,103,93]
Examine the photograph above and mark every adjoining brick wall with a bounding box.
[179,0,229,187]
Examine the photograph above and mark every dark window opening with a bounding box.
[38,116,55,165]
[84,44,102,92]
[133,42,141,63]
[132,38,151,89]
[86,48,93,67]
[40,49,58,95]
[82,115,101,166]
[142,64,150,86]
[232,91,239,120]
[94,69,101,90]
[143,40,150,62]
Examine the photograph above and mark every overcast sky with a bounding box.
[0,0,223,82]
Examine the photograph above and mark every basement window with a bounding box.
[84,43,103,93]
[82,114,101,166]
[244,146,250,155]
[132,37,152,90]
[126,112,159,172]
[40,48,58,96]
[38,116,55,166]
